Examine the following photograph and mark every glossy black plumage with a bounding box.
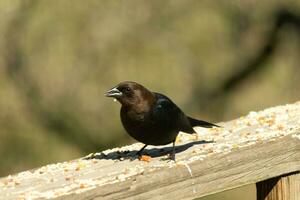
[106,81,219,160]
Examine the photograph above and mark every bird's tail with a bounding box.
[188,116,220,128]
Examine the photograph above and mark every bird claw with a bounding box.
[160,154,176,162]
[129,152,146,161]
[129,156,138,161]
[169,154,176,162]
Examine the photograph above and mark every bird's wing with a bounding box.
[152,93,175,126]
[153,93,195,134]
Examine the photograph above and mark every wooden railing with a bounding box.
[0,102,299,200]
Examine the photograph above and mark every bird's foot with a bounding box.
[129,154,140,161]
[168,154,176,162]
[160,153,176,162]
[171,157,176,162]
[129,152,149,161]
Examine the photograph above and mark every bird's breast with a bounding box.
[121,108,148,131]
[120,107,178,145]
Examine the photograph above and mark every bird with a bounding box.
[105,81,219,161]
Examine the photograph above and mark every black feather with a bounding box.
[188,116,220,128]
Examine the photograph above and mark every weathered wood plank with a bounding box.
[0,102,300,200]
[57,135,300,200]
[256,172,300,200]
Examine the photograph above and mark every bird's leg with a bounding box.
[169,140,176,161]
[136,144,148,156]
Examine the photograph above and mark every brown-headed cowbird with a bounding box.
[106,81,219,160]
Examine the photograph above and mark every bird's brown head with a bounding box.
[105,81,155,108]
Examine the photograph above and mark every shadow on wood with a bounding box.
[85,140,213,160]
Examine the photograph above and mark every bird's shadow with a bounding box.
[84,140,213,161]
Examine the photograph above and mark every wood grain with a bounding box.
[0,102,300,200]
[257,172,300,200]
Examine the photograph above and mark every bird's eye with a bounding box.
[125,87,131,92]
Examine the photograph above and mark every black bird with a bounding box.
[106,81,219,160]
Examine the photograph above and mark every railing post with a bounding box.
[256,172,300,200]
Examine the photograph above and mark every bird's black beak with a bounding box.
[105,87,122,98]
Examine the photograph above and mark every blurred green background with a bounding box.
[0,0,300,199]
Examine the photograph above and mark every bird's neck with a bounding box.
[122,92,156,115]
